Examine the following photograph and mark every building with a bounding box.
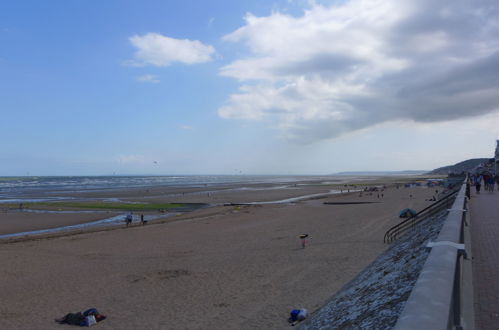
[495,140,499,175]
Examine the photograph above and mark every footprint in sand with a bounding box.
[213,303,230,308]
[127,269,190,283]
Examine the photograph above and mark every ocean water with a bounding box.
[0,175,350,201]
[0,175,362,238]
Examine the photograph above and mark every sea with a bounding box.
[0,175,356,239]
[0,175,354,203]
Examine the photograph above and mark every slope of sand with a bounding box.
[0,183,440,329]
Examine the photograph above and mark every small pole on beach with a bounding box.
[299,234,309,249]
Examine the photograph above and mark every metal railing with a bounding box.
[394,181,473,329]
[383,189,459,243]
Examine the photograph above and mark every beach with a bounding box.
[0,177,442,329]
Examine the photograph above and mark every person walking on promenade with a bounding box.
[475,175,482,194]
[483,174,491,192]
[487,176,495,192]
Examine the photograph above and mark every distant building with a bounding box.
[495,140,499,175]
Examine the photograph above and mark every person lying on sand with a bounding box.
[55,308,106,326]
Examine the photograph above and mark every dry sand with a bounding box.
[0,181,440,329]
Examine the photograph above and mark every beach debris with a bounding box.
[299,234,309,248]
[288,308,308,326]
[55,308,106,327]
[398,208,417,218]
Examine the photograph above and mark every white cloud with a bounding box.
[137,74,160,83]
[128,33,215,67]
[218,0,499,143]
[180,125,194,130]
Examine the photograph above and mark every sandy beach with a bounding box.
[0,178,442,329]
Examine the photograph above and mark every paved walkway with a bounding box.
[470,188,499,329]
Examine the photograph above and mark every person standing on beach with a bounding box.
[125,212,133,226]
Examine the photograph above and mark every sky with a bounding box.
[1,0,499,176]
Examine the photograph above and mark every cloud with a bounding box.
[128,33,215,66]
[137,74,160,83]
[218,0,499,143]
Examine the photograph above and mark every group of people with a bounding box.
[470,173,499,194]
[125,212,147,226]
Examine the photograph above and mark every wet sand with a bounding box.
[0,179,441,329]
[0,211,120,236]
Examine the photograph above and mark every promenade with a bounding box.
[470,188,499,329]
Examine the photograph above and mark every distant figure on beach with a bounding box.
[299,234,309,249]
[140,214,147,225]
[125,212,133,226]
